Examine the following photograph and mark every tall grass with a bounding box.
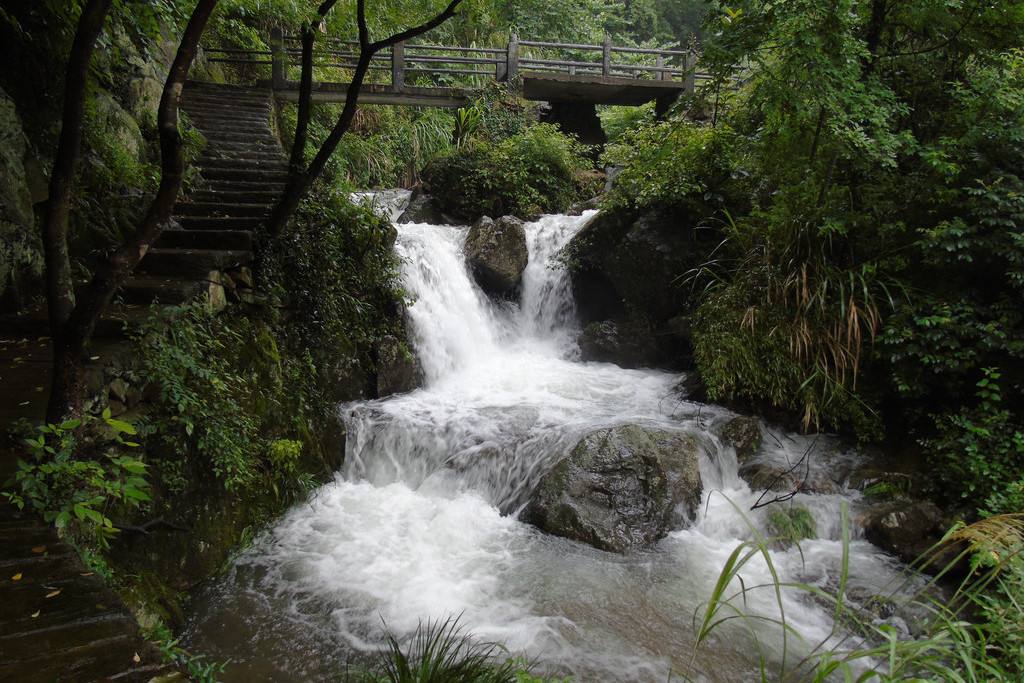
[679,498,1024,682]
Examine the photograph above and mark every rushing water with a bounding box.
[183,194,910,681]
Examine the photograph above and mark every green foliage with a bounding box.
[923,369,1024,517]
[265,186,406,357]
[280,101,455,189]
[766,505,816,546]
[136,302,263,492]
[601,119,749,216]
[2,412,151,549]
[425,123,593,220]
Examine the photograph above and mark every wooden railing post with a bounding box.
[602,35,612,76]
[270,27,285,89]
[684,51,696,94]
[392,41,405,93]
[506,33,519,91]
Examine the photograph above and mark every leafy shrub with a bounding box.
[424,123,593,220]
[264,185,406,359]
[137,302,263,491]
[600,119,749,217]
[2,411,151,549]
[923,369,1024,517]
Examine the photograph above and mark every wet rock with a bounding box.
[739,460,798,493]
[718,416,762,464]
[568,196,601,216]
[577,319,658,368]
[464,215,529,296]
[398,192,449,225]
[373,335,422,397]
[861,501,945,564]
[524,424,703,553]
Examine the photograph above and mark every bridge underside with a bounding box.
[521,73,685,106]
[270,72,686,109]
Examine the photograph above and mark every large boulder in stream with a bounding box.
[524,425,703,553]
[464,215,529,296]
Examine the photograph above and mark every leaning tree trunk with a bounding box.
[265,0,464,238]
[41,0,115,423]
[44,0,220,422]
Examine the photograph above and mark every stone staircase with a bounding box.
[123,82,288,310]
[0,83,289,682]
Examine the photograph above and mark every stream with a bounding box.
[182,192,910,681]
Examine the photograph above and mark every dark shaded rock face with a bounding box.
[373,335,422,397]
[718,417,762,464]
[464,215,529,295]
[397,192,459,225]
[861,501,946,564]
[577,319,659,368]
[524,425,703,553]
[565,206,717,369]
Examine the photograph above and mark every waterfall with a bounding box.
[183,199,912,681]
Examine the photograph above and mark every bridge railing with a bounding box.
[236,31,710,96]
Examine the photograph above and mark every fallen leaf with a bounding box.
[133,653,141,663]
[90,356,100,361]
[18,401,29,406]
[45,590,60,598]
[80,572,94,577]
[96,603,106,610]
[11,573,21,581]
[31,546,45,553]
[31,610,40,618]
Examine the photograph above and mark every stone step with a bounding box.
[183,91,271,106]
[188,188,282,204]
[202,131,280,145]
[199,167,288,184]
[192,119,275,135]
[175,201,270,217]
[200,147,285,160]
[177,215,267,232]
[118,275,222,306]
[195,157,287,172]
[156,228,256,251]
[200,181,286,196]
[138,248,253,277]
[188,109,272,124]
[202,139,283,153]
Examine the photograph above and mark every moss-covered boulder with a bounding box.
[464,215,528,296]
[524,425,703,553]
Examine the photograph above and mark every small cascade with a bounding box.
[182,199,912,682]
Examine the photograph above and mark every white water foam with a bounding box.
[183,201,910,681]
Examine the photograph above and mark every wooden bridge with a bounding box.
[205,32,709,112]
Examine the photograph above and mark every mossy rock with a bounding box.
[524,424,703,553]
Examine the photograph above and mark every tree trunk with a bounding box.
[44,0,220,422]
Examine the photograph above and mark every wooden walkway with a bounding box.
[206,33,710,109]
